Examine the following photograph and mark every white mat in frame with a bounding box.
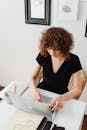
[57,0,79,21]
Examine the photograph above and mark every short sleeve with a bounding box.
[36,53,44,66]
[71,55,82,73]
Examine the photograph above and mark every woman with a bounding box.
[29,27,84,111]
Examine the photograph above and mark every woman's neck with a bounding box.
[51,54,65,61]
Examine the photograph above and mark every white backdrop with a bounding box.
[0,0,87,86]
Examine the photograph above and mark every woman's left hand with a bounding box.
[50,97,64,111]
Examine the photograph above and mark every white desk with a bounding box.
[0,82,87,130]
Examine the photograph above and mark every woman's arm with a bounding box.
[60,70,86,100]
[29,62,43,101]
[50,70,86,110]
[29,62,41,91]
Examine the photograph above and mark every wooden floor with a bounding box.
[0,86,5,91]
[82,115,87,130]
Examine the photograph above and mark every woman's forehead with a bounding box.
[47,46,60,50]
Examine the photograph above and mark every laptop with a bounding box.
[6,91,53,119]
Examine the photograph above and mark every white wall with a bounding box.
[0,0,87,86]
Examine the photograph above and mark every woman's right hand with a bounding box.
[32,89,43,102]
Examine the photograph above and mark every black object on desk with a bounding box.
[42,120,52,130]
[52,126,65,130]
[0,97,3,100]
[37,117,47,130]
[36,117,65,130]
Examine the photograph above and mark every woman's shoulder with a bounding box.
[69,53,81,65]
[70,53,79,59]
[36,52,50,66]
[69,53,82,72]
[37,52,50,59]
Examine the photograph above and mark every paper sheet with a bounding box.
[3,110,44,130]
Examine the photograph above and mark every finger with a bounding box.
[37,94,43,102]
[50,98,56,107]
[38,97,43,102]
[52,101,59,111]
[59,103,64,109]
[59,104,64,109]
[53,102,64,110]
[33,95,43,102]
[32,97,37,101]
[33,95,38,100]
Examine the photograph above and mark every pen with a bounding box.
[14,85,16,94]
[50,110,57,130]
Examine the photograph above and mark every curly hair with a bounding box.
[39,27,74,58]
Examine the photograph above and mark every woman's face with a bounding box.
[47,47,61,57]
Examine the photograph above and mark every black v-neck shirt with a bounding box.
[36,53,82,94]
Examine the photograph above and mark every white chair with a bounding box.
[68,69,87,114]
[79,71,87,115]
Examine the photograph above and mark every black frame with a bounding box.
[85,20,87,37]
[24,0,51,25]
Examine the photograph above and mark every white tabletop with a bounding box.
[0,82,87,130]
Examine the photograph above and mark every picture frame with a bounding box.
[57,0,79,21]
[85,20,87,37]
[24,0,51,25]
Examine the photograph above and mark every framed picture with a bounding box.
[85,20,87,37]
[57,0,79,21]
[24,0,51,25]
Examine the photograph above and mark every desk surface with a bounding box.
[0,82,87,130]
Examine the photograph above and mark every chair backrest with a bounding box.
[78,69,87,101]
[68,70,87,99]
[78,70,87,115]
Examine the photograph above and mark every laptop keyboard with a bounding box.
[36,117,65,130]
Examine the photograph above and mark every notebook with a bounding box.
[3,110,65,130]
[3,110,44,130]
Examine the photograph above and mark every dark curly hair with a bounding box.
[39,27,74,58]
